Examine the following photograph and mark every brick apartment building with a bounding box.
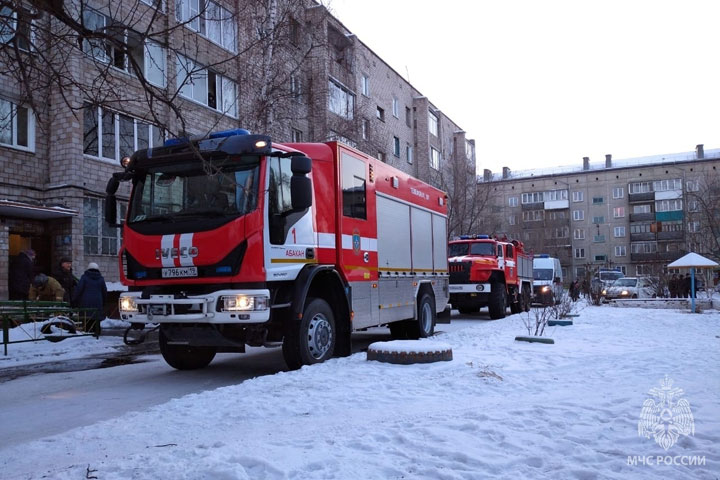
[0,0,476,299]
[480,145,720,283]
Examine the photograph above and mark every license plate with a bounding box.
[448,285,462,292]
[161,266,198,278]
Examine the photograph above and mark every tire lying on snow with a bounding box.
[367,340,452,364]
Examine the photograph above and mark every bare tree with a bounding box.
[685,171,720,262]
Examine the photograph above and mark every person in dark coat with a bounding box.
[669,274,678,298]
[54,257,78,304]
[72,262,107,334]
[9,249,36,300]
[682,274,692,298]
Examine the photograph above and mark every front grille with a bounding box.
[449,261,471,284]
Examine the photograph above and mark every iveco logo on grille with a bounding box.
[155,246,199,259]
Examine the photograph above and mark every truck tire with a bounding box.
[159,328,217,370]
[488,283,506,320]
[406,292,436,339]
[283,297,336,370]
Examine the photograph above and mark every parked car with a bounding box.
[602,277,656,300]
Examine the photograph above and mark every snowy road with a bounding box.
[0,314,488,447]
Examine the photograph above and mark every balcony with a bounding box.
[656,211,684,222]
[628,192,654,203]
[629,212,654,222]
[630,232,655,242]
[521,202,544,211]
[630,251,684,262]
[657,231,683,241]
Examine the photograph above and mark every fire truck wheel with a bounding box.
[159,329,217,370]
[283,297,336,370]
[406,292,435,339]
[488,283,507,319]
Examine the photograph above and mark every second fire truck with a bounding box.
[105,129,449,370]
[447,235,533,319]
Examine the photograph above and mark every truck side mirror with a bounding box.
[291,155,312,174]
[105,194,119,227]
[291,176,312,210]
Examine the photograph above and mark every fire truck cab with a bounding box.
[105,129,449,370]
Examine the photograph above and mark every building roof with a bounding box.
[483,147,720,182]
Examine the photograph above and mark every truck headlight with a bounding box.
[221,295,269,311]
[541,286,550,293]
[602,289,607,295]
[621,290,629,296]
[119,296,138,312]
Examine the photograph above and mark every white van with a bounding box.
[532,255,563,304]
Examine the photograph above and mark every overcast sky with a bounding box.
[325,0,720,174]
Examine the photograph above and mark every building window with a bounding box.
[522,210,544,222]
[362,119,369,140]
[0,98,34,151]
[508,197,518,207]
[686,180,700,192]
[521,192,544,204]
[177,55,238,117]
[509,215,517,225]
[377,152,385,163]
[290,74,302,98]
[291,128,302,142]
[688,221,700,233]
[465,140,474,159]
[594,255,606,262]
[572,209,584,221]
[593,235,605,243]
[392,97,399,118]
[84,197,125,255]
[405,107,412,127]
[573,228,585,240]
[428,110,438,136]
[653,178,682,192]
[631,242,657,254]
[614,226,626,237]
[82,8,167,85]
[614,245,627,257]
[656,199,683,212]
[572,191,584,202]
[83,104,164,160]
[288,17,300,45]
[687,199,699,212]
[612,186,624,199]
[574,248,585,259]
[629,181,652,194]
[0,5,35,51]
[376,106,385,122]
[592,215,604,224]
[430,147,440,170]
[361,75,369,96]
[592,196,604,205]
[176,0,237,52]
[613,207,625,218]
[633,204,652,214]
[327,79,355,120]
[393,136,400,157]
[406,144,413,164]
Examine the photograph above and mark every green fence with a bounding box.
[0,301,99,356]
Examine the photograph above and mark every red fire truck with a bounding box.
[105,129,449,370]
[447,235,533,319]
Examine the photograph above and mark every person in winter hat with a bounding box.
[9,249,36,300]
[54,256,79,304]
[28,273,65,301]
[72,263,107,334]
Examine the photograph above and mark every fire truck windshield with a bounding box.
[127,160,260,223]
[448,242,495,257]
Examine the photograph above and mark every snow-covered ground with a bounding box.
[1,305,719,479]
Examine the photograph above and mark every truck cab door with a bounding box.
[496,243,505,270]
[264,156,318,282]
[337,149,378,328]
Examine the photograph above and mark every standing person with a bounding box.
[9,249,36,300]
[669,274,678,298]
[54,257,78,304]
[72,262,107,334]
[569,280,579,302]
[683,274,692,298]
[28,274,65,301]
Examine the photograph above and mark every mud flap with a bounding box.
[437,306,452,324]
